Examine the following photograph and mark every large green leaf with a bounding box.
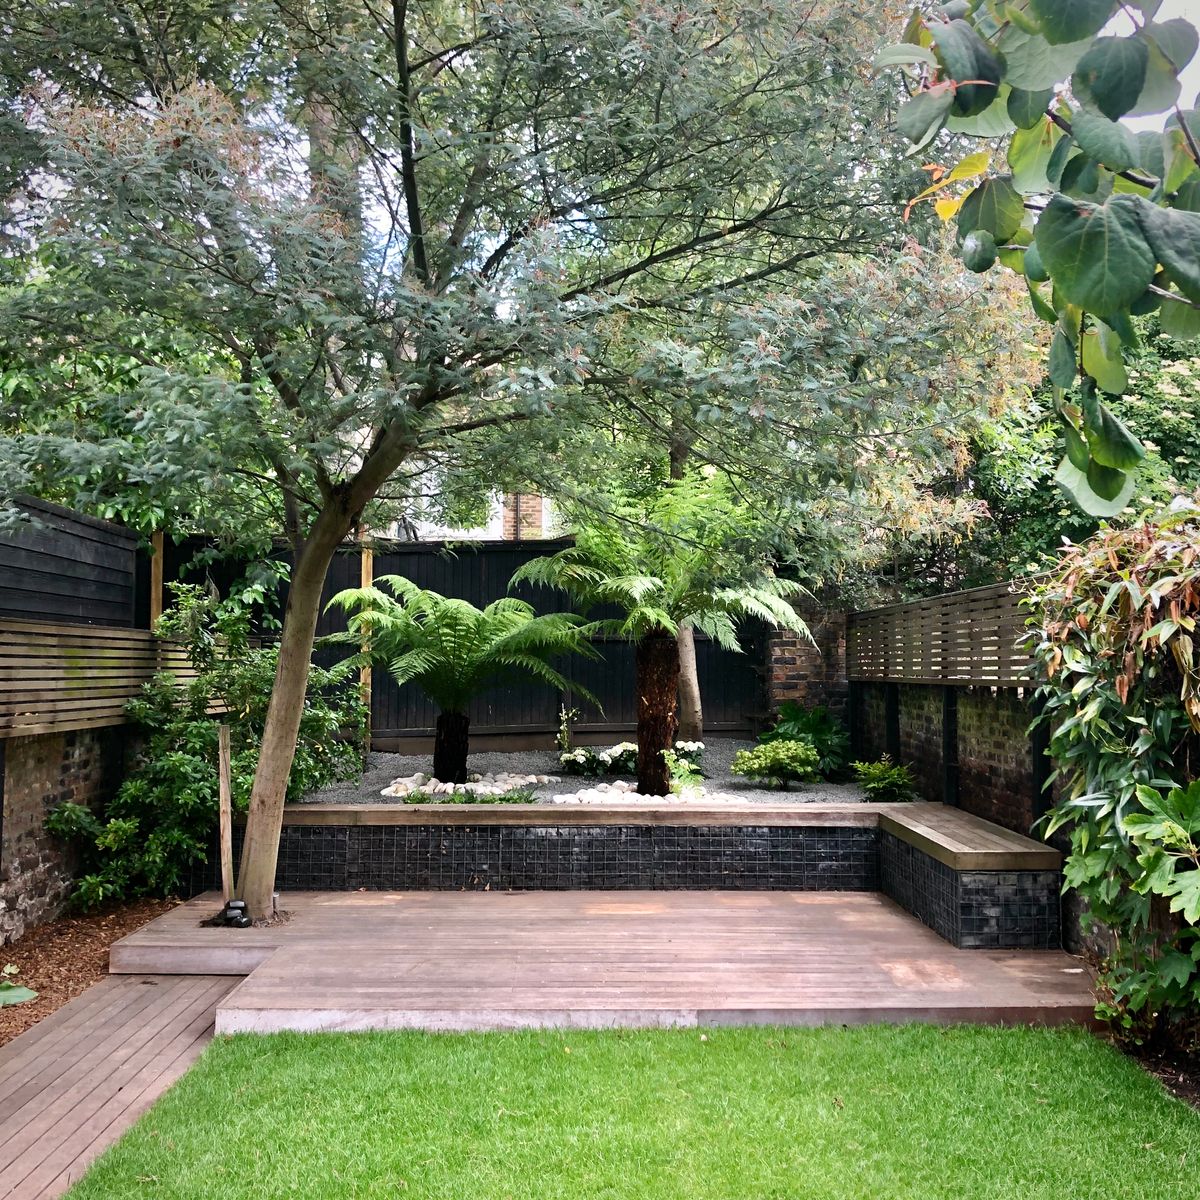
[946,88,1016,136]
[0,981,37,1007]
[930,19,1002,116]
[1160,292,1200,340]
[898,86,954,145]
[998,26,1093,89]
[962,230,998,271]
[1049,329,1078,388]
[1084,395,1145,466]
[1054,455,1136,516]
[1030,0,1117,46]
[1081,326,1129,393]
[957,175,1025,240]
[1073,36,1150,121]
[1144,18,1199,71]
[1072,109,1140,172]
[873,44,939,70]
[1129,39,1183,117]
[1035,193,1157,315]
[1132,200,1200,302]
[1008,87,1056,129]
[1008,120,1061,192]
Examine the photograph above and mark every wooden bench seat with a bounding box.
[879,803,1061,872]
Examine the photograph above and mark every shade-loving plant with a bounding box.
[731,741,821,790]
[513,472,810,795]
[1029,497,1200,1045]
[47,575,365,907]
[852,756,919,803]
[327,576,598,783]
[761,703,851,779]
[0,964,36,1007]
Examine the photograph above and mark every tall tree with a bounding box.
[1,1,1013,913]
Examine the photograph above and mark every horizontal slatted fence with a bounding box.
[0,620,196,738]
[847,582,1032,687]
[0,498,137,627]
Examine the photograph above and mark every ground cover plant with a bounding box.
[68,1025,1200,1200]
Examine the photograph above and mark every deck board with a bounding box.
[0,974,233,1200]
[112,891,1095,1035]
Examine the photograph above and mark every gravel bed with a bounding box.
[296,737,865,806]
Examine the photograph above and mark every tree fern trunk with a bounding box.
[434,710,471,783]
[676,622,703,742]
[636,630,679,796]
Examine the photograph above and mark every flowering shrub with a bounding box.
[560,741,704,777]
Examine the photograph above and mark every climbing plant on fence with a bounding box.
[877,1,1200,517]
[1027,498,1200,1045]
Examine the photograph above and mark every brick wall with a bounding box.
[855,682,889,762]
[0,729,125,944]
[766,610,847,718]
[898,685,942,803]
[957,687,1038,834]
[851,681,1039,835]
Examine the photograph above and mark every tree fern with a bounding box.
[326,577,598,781]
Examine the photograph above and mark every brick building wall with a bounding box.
[766,610,848,719]
[0,729,126,944]
[501,494,546,540]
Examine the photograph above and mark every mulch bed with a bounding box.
[0,898,177,1048]
[1134,1048,1200,1110]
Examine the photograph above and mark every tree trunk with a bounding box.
[237,507,352,919]
[676,622,703,742]
[433,710,471,783]
[635,630,680,796]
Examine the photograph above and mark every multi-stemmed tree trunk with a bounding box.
[433,711,471,784]
[676,623,703,743]
[635,630,681,796]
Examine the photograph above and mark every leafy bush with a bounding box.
[1029,500,1200,1047]
[48,576,366,907]
[760,703,850,778]
[402,787,537,806]
[851,756,917,803]
[662,749,704,795]
[731,740,820,790]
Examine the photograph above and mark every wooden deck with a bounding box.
[111,891,1094,1035]
[0,974,232,1200]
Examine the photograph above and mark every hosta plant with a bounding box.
[1029,497,1200,1046]
[731,740,820,790]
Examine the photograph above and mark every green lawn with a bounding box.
[70,1025,1198,1200]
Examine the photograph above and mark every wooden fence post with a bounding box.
[149,530,164,629]
[217,724,234,902]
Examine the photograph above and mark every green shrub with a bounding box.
[759,703,850,778]
[851,756,917,803]
[1028,500,1200,1048]
[47,574,366,907]
[731,740,820,789]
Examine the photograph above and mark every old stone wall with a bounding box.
[898,685,943,804]
[0,729,126,944]
[766,610,848,719]
[957,687,1038,834]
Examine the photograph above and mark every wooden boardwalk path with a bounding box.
[0,974,232,1200]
